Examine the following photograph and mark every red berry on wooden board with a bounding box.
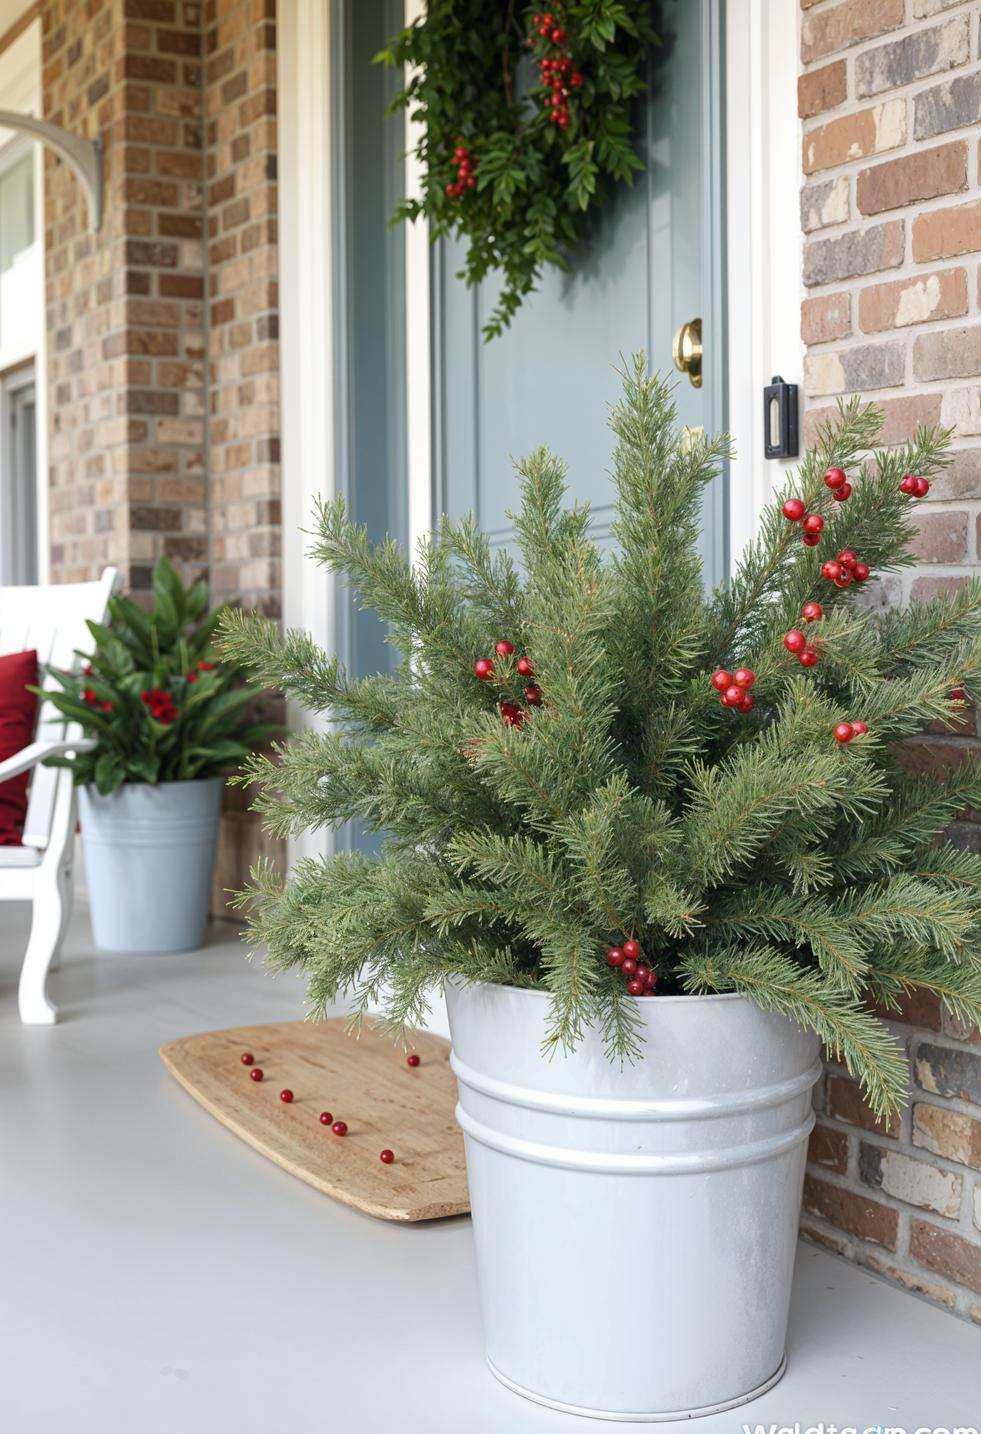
[711,669,731,692]
[850,721,869,735]
[783,630,806,655]
[832,483,852,502]
[834,722,855,744]
[782,498,806,522]
[798,649,819,668]
[319,1112,333,1125]
[622,939,642,959]
[407,1054,421,1068]
[621,957,638,977]
[823,467,847,490]
[606,948,625,968]
[241,1052,254,1065]
[802,601,823,622]
[733,668,755,689]
[821,561,842,581]
[723,684,744,707]
[802,532,821,547]
[474,658,494,680]
[495,639,515,656]
[516,656,534,677]
[838,550,857,569]
[914,477,930,498]
[280,1090,293,1103]
[802,513,825,536]
[626,978,645,996]
[853,562,870,582]
[525,685,543,705]
[331,1121,348,1136]
[379,1150,395,1164]
[249,1068,264,1082]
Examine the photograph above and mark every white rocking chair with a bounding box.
[0,567,119,1023]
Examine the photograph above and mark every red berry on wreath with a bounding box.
[500,702,525,727]
[516,656,534,677]
[834,722,855,744]
[899,473,917,494]
[823,467,847,490]
[782,498,806,522]
[331,1121,348,1136]
[250,1068,264,1082]
[379,1149,395,1164]
[280,1090,293,1103]
[802,532,821,547]
[723,684,744,707]
[621,957,638,977]
[634,964,651,984]
[606,948,625,968]
[525,685,543,705]
[474,658,494,680]
[802,601,823,622]
[821,560,842,581]
[738,693,754,713]
[914,477,930,498]
[407,1054,421,1068]
[802,513,825,536]
[495,639,515,656]
[626,978,645,996]
[837,550,857,569]
[799,649,819,668]
[711,669,732,692]
[833,483,852,502]
[853,562,870,582]
[733,668,755,689]
[319,1112,333,1125]
[850,720,869,735]
[783,630,806,655]
[622,939,642,959]
[241,1052,254,1065]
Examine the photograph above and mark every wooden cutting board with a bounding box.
[159,1019,470,1222]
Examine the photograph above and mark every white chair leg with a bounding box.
[18,869,65,1025]
[47,859,73,972]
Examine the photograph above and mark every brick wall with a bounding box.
[798,0,981,1320]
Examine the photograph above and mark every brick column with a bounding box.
[798,0,981,1321]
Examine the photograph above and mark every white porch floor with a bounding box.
[2,901,980,1434]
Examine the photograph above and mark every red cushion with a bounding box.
[0,649,39,846]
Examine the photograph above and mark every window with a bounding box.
[0,366,37,584]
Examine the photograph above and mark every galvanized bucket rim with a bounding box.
[446,976,746,1006]
[81,776,223,792]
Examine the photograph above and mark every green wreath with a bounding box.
[377,2,659,341]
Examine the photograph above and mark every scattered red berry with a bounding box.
[500,702,525,727]
[802,514,825,536]
[711,669,731,692]
[474,658,494,680]
[280,1089,293,1103]
[186,671,198,684]
[622,939,642,960]
[380,1149,395,1164]
[834,723,855,744]
[823,467,847,490]
[524,685,543,705]
[249,1068,264,1082]
[495,639,515,656]
[241,1052,254,1065]
[802,532,821,547]
[606,948,625,968]
[832,483,852,502]
[516,656,534,677]
[407,1054,421,1068]
[782,498,806,522]
[331,1121,348,1136]
[783,630,807,655]
[821,561,843,581]
[850,720,869,735]
[802,601,823,622]
[319,1112,333,1125]
[732,668,755,689]
[799,649,819,668]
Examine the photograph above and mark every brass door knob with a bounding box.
[672,317,703,389]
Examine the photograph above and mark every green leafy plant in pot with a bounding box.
[39,557,277,954]
[218,357,981,1418]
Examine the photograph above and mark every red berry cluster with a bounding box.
[446,142,476,200]
[711,667,756,713]
[899,472,930,498]
[820,550,870,588]
[475,641,542,727]
[781,499,827,547]
[782,625,823,668]
[82,686,112,712]
[532,12,579,129]
[141,686,177,724]
[606,938,657,997]
[241,1049,421,1163]
[822,467,853,502]
[833,720,869,744]
[185,658,215,686]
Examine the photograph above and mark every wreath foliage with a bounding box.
[377,2,659,341]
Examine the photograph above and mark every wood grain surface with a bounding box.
[159,1019,470,1222]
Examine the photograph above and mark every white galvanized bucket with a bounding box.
[79,778,223,954]
[445,979,821,1421]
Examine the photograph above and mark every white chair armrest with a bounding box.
[0,738,96,784]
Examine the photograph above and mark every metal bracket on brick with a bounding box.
[0,111,102,231]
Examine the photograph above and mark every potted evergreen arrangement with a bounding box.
[39,557,275,954]
[219,358,981,1419]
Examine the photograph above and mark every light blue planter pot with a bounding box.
[79,778,223,954]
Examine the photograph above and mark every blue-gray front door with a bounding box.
[431,0,727,583]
